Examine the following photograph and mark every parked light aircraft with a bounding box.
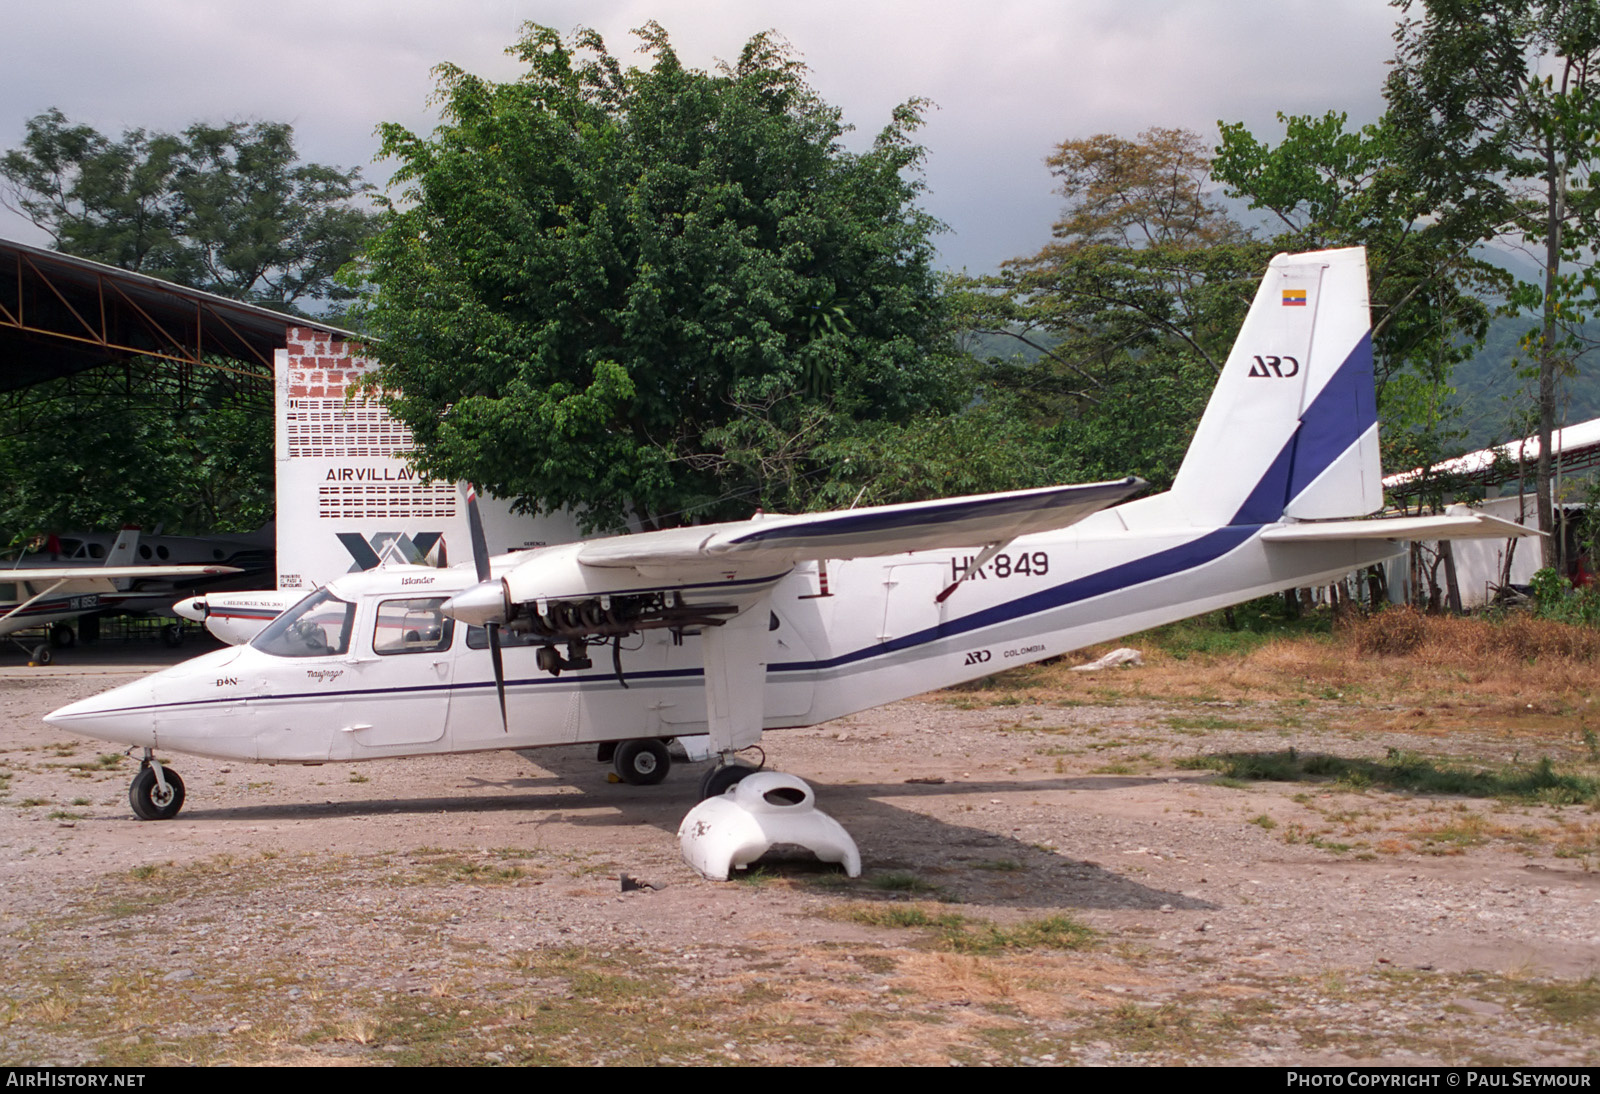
[3,529,240,662]
[46,248,1534,821]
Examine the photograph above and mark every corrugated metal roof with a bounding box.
[0,237,360,391]
[1384,418,1600,491]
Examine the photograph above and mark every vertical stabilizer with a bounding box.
[104,527,141,568]
[1168,247,1380,526]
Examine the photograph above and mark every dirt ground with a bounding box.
[0,640,1596,1066]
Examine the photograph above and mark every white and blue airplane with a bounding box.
[46,247,1531,820]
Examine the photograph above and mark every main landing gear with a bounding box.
[611,739,671,785]
[597,738,764,798]
[698,761,758,800]
[129,749,185,820]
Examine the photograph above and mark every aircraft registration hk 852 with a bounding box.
[47,247,1532,821]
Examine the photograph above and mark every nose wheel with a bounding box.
[129,759,185,820]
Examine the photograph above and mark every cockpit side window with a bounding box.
[251,589,356,658]
[373,597,454,655]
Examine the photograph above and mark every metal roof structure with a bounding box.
[1384,417,1600,494]
[0,237,359,392]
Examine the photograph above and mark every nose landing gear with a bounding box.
[129,750,185,820]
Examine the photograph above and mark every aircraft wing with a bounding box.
[4,565,242,587]
[1260,511,1538,542]
[574,477,1145,570]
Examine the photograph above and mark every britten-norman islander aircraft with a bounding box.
[46,248,1533,820]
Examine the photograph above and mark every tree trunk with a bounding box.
[1537,129,1565,573]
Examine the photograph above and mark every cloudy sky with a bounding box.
[3,0,1400,274]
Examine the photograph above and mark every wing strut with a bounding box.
[1,578,72,627]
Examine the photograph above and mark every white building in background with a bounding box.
[1382,420,1600,608]
[274,325,586,591]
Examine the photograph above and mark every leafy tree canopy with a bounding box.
[1213,110,1504,478]
[1,108,375,311]
[352,23,964,530]
[0,111,371,545]
[1382,0,1600,566]
[954,127,1271,490]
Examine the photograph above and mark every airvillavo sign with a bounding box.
[273,327,586,590]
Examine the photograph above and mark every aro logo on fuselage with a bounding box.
[1248,355,1300,378]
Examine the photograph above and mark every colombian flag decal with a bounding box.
[1282,289,1307,306]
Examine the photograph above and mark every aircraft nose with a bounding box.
[44,680,157,749]
[172,596,207,622]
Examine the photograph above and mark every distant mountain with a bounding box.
[1446,313,1600,449]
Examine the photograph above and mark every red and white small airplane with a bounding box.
[46,248,1531,820]
[3,529,240,662]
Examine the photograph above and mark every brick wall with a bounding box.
[284,325,376,399]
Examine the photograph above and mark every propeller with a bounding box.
[464,484,509,733]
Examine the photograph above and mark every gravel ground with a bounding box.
[1,645,1597,1066]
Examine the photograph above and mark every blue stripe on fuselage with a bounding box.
[1231,329,1375,526]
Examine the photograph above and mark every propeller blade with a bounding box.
[488,621,508,732]
[466,483,492,584]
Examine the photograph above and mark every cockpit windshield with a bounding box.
[250,588,356,658]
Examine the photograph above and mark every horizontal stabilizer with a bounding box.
[1260,509,1539,543]
[577,478,1144,570]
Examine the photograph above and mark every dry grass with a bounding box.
[1346,608,1600,662]
[965,610,1600,719]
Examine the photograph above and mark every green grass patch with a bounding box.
[1182,747,1598,805]
[867,871,940,894]
[824,902,1096,954]
[1125,598,1333,661]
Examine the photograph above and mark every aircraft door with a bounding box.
[879,560,949,644]
[334,595,453,751]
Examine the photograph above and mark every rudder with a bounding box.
[1168,247,1380,527]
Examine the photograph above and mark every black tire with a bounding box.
[613,739,671,786]
[49,623,75,649]
[129,766,185,820]
[699,762,757,800]
[31,645,51,665]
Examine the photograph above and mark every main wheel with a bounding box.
[31,644,51,665]
[129,766,185,820]
[613,739,671,786]
[49,623,75,649]
[698,761,757,800]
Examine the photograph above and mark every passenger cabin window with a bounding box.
[373,597,453,655]
[88,544,105,559]
[251,589,356,658]
[0,583,16,602]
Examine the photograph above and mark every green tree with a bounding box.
[0,370,274,546]
[1212,110,1503,481]
[958,127,1271,489]
[351,23,964,531]
[1,109,376,311]
[1384,0,1600,568]
[0,111,370,544]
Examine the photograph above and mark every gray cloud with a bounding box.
[3,0,1398,273]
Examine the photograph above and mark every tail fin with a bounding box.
[1168,247,1380,526]
[105,527,141,567]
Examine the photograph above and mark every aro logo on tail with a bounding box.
[1247,354,1300,378]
